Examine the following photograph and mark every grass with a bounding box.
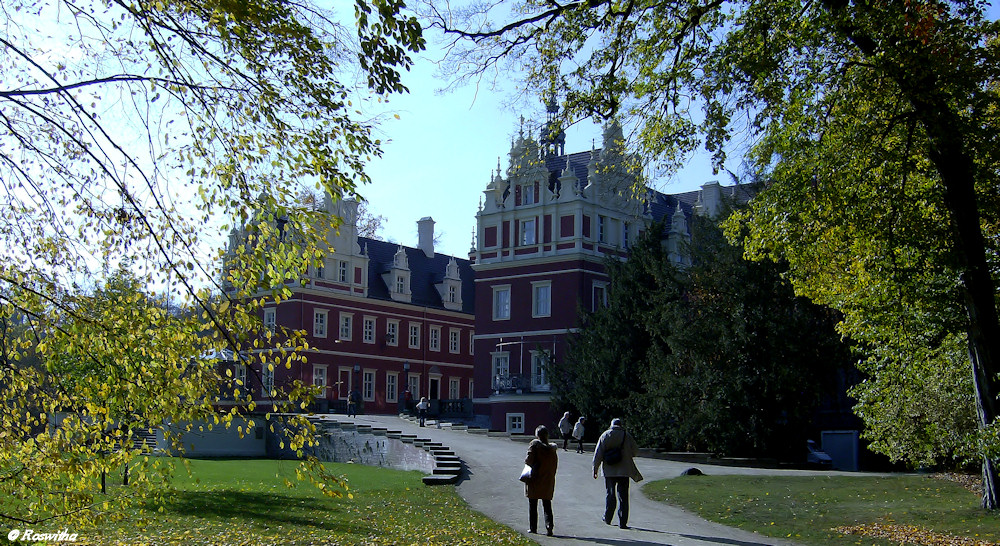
[72,458,534,545]
[644,474,1000,545]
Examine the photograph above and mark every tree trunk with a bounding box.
[908,93,1000,511]
[824,0,1000,509]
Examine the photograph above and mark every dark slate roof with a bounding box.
[360,237,475,315]
[544,149,594,195]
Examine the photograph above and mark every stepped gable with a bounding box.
[361,237,474,314]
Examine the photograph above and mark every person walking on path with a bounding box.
[416,396,429,427]
[572,417,586,453]
[524,425,558,536]
[557,412,573,451]
[593,418,642,529]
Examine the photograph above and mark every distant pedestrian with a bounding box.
[523,425,558,536]
[347,387,360,417]
[403,389,413,413]
[557,412,573,451]
[593,418,642,529]
[572,417,586,453]
[416,396,429,427]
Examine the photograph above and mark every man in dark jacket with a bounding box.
[592,418,641,529]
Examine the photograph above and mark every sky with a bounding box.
[361,48,717,259]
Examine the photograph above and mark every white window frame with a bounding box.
[363,316,376,344]
[492,285,511,321]
[449,328,460,354]
[429,325,441,352]
[234,363,247,392]
[338,260,349,283]
[262,363,274,397]
[532,281,551,318]
[593,281,608,311]
[386,320,399,347]
[531,350,550,390]
[521,218,536,245]
[339,313,353,341]
[448,284,457,303]
[408,374,420,399]
[395,274,405,294]
[449,377,460,400]
[363,369,375,401]
[313,365,327,399]
[386,372,398,403]
[263,308,276,332]
[409,323,421,349]
[492,352,510,390]
[313,309,328,338]
[623,221,630,248]
[523,184,535,205]
[469,332,475,355]
[506,413,525,434]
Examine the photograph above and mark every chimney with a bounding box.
[417,217,435,258]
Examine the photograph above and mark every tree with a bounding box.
[1,0,423,525]
[427,0,1000,507]
[555,210,851,458]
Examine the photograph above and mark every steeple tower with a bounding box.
[540,96,566,157]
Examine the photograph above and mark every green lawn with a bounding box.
[75,458,534,545]
[644,474,1000,545]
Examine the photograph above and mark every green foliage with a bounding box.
[0,0,423,526]
[430,0,1000,495]
[555,210,851,458]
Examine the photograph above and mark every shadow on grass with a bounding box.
[147,489,355,532]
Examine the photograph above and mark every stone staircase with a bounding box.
[307,416,463,486]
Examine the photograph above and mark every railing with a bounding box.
[493,374,550,394]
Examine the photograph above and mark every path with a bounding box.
[329,415,857,545]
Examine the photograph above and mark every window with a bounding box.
[506,413,525,434]
[338,260,349,283]
[593,282,608,311]
[408,374,420,398]
[492,285,511,320]
[313,365,327,398]
[409,323,421,349]
[449,329,460,354]
[521,218,536,245]
[339,313,353,341]
[469,332,475,355]
[622,221,630,248]
[316,264,324,279]
[492,352,510,391]
[262,364,274,397]
[363,370,375,401]
[429,326,441,351]
[263,308,276,332]
[386,320,399,346]
[313,310,327,338]
[395,274,405,294]
[598,215,607,243]
[386,373,398,403]
[234,363,247,392]
[448,285,457,303]
[469,379,474,398]
[363,316,376,344]
[531,350,550,391]
[532,282,551,318]
[449,378,460,399]
[523,184,535,205]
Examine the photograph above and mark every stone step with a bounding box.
[422,474,459,486]
[467,428,488,435]
[435,455,460,462]
[433,467,461,475]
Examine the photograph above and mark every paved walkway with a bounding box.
[334,415,855,545]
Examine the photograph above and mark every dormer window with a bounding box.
[523,184,535,205]
[383,246,412,303]
[448,285,457,303]
[436,256,464,311]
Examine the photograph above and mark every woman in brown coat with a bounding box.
[524,425,558,536]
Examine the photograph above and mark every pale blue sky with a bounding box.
[363,3,1000,259]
